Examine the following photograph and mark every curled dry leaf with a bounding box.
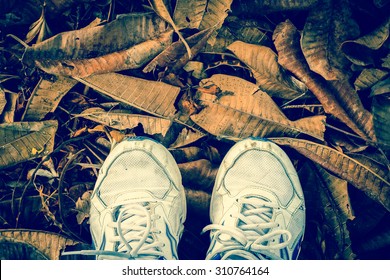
[185,188,211,217]
[35,30,173,77]
[341,17,390,66]
[143,28,215,73]
[190,74,326,141]
[22,76,77,121]
[354,68,389,91]
[23,13,167,76]
[228,40,307,100]
[178,159,218,191]
[0,120,58,169]
[77,107,173,137]
[301,0,360,81]
[0,229,83,260]
[271,137,390,211]
[0,236,48,259]
[25,6,52,44]
[273,20,371,140]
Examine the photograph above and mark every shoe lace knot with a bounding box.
[202,196,292,260]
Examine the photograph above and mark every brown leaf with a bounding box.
[170,127,206,148]
[301,0,359,80]
[75,191,92,225]
[341,17,390,66]
[25,6,52,44]
[178,159,218,191]
[0,229,82,260]
[143,28,215,73]
[354,68,389,91]
[299,162,355,259]
[372,95,390,150]
[0,87,6,115]
[190,74,326,141]
[0,236,48,259]
[0,92,18,123]
[77,107,173,137]
[77,73,180,119]
[24,13,168,76]
[0,120,58,169]
[170,145,219,164]
[185,188,211,217]
[271,137,390,211]
[273,20,371,140]
[228,40,308,100]
[22,76,77,121]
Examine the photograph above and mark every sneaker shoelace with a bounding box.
[62,202,165,260]
[202,197,292,260]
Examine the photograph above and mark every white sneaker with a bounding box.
[202,138,305,260]
[72,137,186,259]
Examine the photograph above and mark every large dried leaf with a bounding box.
[190,74,325,141]
[35,30,173,77]
[0,87,6,115]
[148,0,192,58]
[273,20,371,140]
[299,162,355,259]
[0,120,58,169]
[179,159,217,191]
[23,13,167,75]
[0,229,82,260]
[372,95,390,150]
[354,68,389,91]
[77,73,180,119]
[22,76,77,121]
[301,0,359,80]
[341,17,390,66]
[271,137,390,211]
[77,107,173,137]
[228,41,307,100]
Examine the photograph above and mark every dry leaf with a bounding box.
[35,30,173,77]
[190,74,326,141]
[77,73,180,119]
[341,17,390,66]
[370,77,390,97]
[170,127,206,148]
[185,188,211,217]
[0,92,18,123]
[0,236,48,259]
[228,40,308,100]
[22,76,77,121]
[143,28,215,73]
[271,137,390,211]
[170,145,219,164]
[149,0,192,58]
[354,68,389,91]
[0,87,6,115]
[299,162,355,259]
[23,13,167,76]
[173,0,207,29]
[0,229,82,260]
[75,190,92,225]
[0,120,58,169]
[77,107,173,137]
[301,0,359,80]
[25,6,52,44]
[273,20,371,140]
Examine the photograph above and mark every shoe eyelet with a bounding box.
[162,243,166,247]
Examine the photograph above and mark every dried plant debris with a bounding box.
[0,0,389,260]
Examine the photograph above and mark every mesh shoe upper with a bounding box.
[88,138,186,260]
[203,138,305,260]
